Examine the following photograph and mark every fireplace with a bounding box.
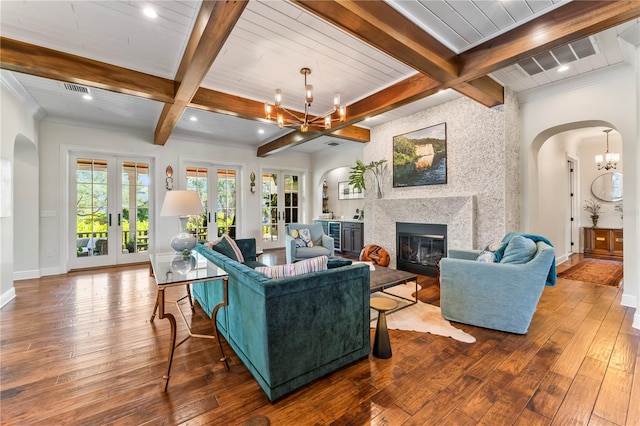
[396,222,447,277]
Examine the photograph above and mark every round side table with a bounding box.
[370,297,398,359]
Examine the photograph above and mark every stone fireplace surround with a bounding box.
[367,196,476,270]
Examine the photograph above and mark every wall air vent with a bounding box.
[63,83,90,94]
[517,36,598,76]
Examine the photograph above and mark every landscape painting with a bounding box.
[393,123,447,187]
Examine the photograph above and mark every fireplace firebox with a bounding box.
[397,222,447,277]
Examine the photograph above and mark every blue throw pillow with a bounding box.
[500,235,537,264]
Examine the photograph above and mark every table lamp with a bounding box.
[160,190,204,253]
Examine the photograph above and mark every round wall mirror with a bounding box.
[591,172,623,202]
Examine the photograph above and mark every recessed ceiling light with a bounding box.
[143,7,158,19]
[258,129,265,134]
[189,116,197,122]
[82,94,93,100]
[558,64,570,72]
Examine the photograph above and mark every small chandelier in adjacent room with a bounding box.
[595,129,620,171]
[264,67,346,132]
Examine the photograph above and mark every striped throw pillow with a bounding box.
[256,255,328,278]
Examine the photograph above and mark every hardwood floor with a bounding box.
[1,252,638,425]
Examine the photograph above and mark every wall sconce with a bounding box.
[250,172,256,193]
[165,166,173,190]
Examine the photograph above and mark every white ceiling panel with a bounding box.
[1,0,638,155]
[0,0,199,79]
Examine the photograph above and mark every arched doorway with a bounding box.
[528,120,623,263]
[13,134,39,279]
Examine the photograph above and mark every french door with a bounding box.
[262,170,300,249]
[184,164,238,242]
[69,153,151,269]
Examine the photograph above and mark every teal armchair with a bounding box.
[285,223,334,264]
[439,240,555,334]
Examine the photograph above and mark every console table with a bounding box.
[149,251,229,391]
[583,227,623,259]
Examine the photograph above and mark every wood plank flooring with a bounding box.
[1,252,638,425]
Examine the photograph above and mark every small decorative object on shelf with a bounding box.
[583,199,602,227]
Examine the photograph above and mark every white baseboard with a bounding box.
[13,269,40,281]
[621,290,636,309]
[1,287,16,309]
[556,254,569,265]
[633,312,640,331]
[40,266,64,276]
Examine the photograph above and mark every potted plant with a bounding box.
[349,159,387,199]
[583,199,602,227]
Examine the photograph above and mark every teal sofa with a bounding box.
[439,240,555,334]
[191,240,371,401]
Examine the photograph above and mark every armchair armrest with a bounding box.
[448,249,481,261]
[321,234,335,257]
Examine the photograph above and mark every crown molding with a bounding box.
[0,70,46,121]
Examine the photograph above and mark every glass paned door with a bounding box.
[120,162,149,260]
[262,171,300,249]
[186,167,209,242]
[75,158,110,264]
[70,154,152,269]
[185,165,238,242]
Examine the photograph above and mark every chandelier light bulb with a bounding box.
[277,113,284,129]
[333,92,341,109]
[264,102,272,120]
[339,105,346,121]
[305,84,313,104]
[274,89,282,107]
[324,116,332,129]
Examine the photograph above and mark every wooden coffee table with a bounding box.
[369,266,418,314]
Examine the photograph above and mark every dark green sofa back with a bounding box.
[192,242,371,401]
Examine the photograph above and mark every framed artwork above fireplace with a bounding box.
[393,122,447,187]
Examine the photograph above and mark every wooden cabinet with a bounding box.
[342,222,363,256]
[584,227,623,259]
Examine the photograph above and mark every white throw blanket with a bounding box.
[371,283,476,344]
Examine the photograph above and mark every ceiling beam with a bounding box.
[292,0,457,82]
[153,0,247,146]
[457,0,640,82]
[0,37,175,103]
[257,73,439,157]
[291,0,503,108]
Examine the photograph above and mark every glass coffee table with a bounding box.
[149,251,228,391]
[369,266,418,315]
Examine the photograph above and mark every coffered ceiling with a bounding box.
[1,1,639,156]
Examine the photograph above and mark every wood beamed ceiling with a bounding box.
[1,0,639,157]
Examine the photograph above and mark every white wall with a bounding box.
[324,167,364,220]
[0,83,39,306]
[37,121,312,275]
[310,144,363,219]
[537,133,572,257]
[521,70,639,326]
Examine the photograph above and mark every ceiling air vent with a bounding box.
[63,83,90,94]
[327,141,339,147]
[517,36,598,76]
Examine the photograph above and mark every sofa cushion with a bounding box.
[212,234,245,263]
[293,246,332,259]
[256,256,328,278]
[500,235,536,264]
[476,240,506,263]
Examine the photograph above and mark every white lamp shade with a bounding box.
[595,154,604,164]
[160,190,204,217]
